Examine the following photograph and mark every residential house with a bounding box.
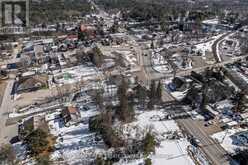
[61,106,81,125]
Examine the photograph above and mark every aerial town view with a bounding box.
[1,0,248,164]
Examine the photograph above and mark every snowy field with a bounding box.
[117,110,195,165]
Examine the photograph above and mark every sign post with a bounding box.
[0,0,29,34]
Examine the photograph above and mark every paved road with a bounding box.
[0,58,21,66]
[178,118,230,165]
[0,46,20,144]
[0,78,18,144]
[212,32,234,63]
[135,42,176,102]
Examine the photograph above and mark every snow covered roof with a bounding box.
[202,19,219,25]
[43,38,54,44]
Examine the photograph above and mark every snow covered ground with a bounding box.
[47,107,195,165]
[174,55,192,70]
[12,142,30,163]
[170,90,188,101]
[151,51,173,74]
[236,70,248,83]
[114,50,138,66]
[50,122,105,164]
[49,64,103,87]
[163,78,188,101]
[12,97,196,165]
[213,100,235,114]
[48,106,104,164]
[118,110,195,165]
[194,33,224,60]
[212,129,248,155]
[102,59,116,69]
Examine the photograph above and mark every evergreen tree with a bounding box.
[235,92,247,113]
[200,82,208,113]
[102,109,113,128]
[156,81,162,102]
[143,132,156,156]
[117,78,134,122]
[148,81,156,109]
[36,155,50,165]
[95,155,113,165]
[95,156,104,165]
[89,115,103,132]
[118,94,131,122]
[89,110,124,148]
[150,81,156,99]
[144,158,152,165]
[117,78,128,99]
[109,21,119,33]
[92,47,104,67]
[136,84,147,107]
[78,27,87,41]
[161,15,169,33]
[24,128,50,156]
[128,103,135,121]
[150,41,155,49]
[96,90,104,110]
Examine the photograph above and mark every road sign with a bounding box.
[0,0,29,34]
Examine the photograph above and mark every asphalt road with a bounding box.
[212,32,234,63]
[0,78,18,144]
[178,118,231,165]
[136,43,176,102]
[0,47,20,144]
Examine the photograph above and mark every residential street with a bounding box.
[0,47,20,144]
[135,37,244,165]
[178,118,231,165]
[0,78,18,144]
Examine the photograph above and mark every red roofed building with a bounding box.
[61,106,81,125]
[80,24,87,32]
[67,35,78,41]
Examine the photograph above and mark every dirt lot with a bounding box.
[14,89,54,108]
